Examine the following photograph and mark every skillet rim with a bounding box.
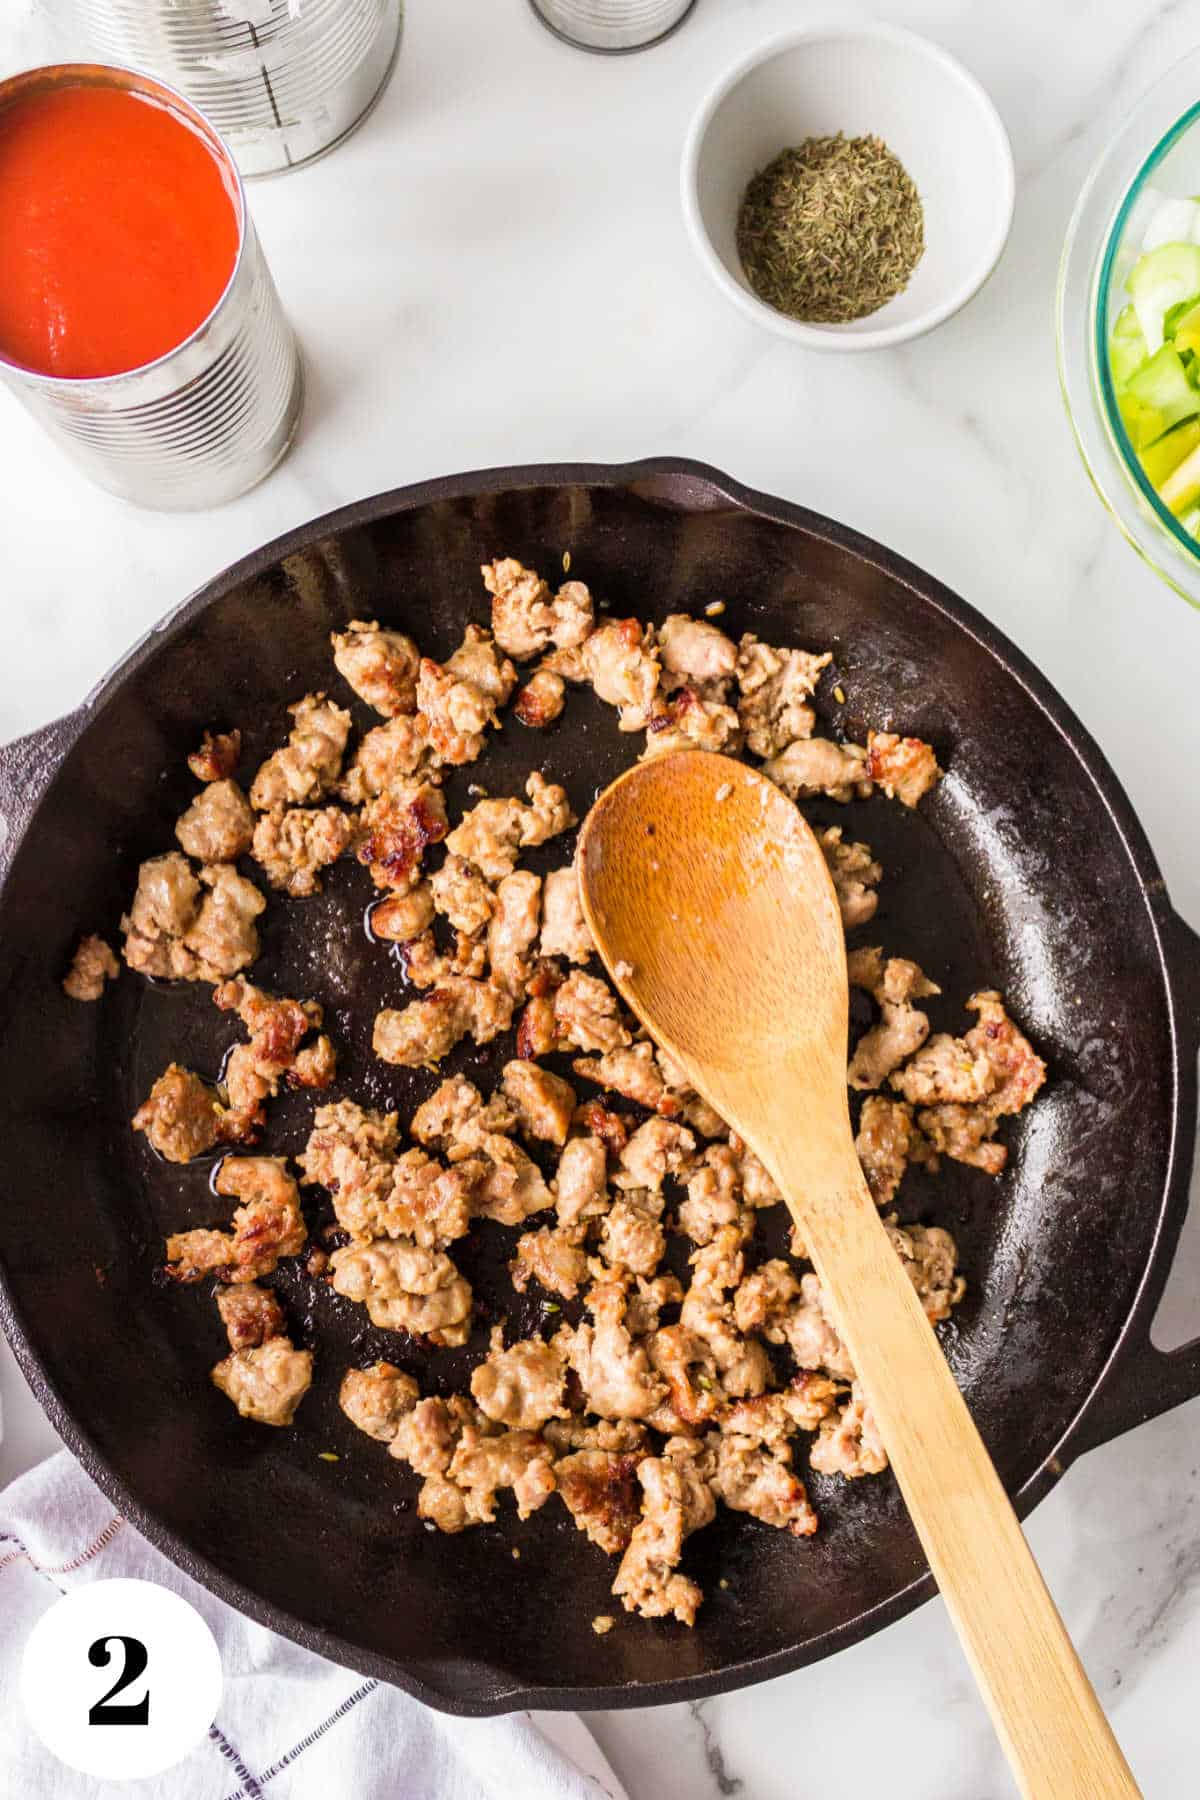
[0,455,1195,1715]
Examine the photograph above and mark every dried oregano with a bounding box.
[736,134,925,324]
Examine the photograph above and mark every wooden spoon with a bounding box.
[577,749,1139,1800]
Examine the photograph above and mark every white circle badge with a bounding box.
[21,1577,223,1779]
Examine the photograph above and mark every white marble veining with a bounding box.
[2,1,1199,1795]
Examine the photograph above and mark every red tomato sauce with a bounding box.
[0,83,241,380]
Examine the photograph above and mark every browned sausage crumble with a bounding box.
[86,556,1046,1630]
[63,933,119,1001]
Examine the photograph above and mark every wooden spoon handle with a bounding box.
[779,1151,1140,1800]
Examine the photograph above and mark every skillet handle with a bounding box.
[1075,1334,1200,1453]
[0,712,82,888]
[1074,908,1200,1454]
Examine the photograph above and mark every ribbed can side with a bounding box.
[529,0,694,52]
[14,222,302,510]
[63,0,403,175]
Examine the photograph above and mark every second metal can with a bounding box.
[529,0,696,54]
[61,0,403,177]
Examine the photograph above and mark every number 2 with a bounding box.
[87,1636,149,1726]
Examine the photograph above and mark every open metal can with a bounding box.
[0,64,303,512]
[62,0,404,177]
[528,0,696,54]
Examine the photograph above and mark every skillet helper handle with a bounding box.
[1074,907,1200,1453]
[784,1152,1143,1800]
[0,712,81,887]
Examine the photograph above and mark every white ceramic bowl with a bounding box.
[681,23,1015,351]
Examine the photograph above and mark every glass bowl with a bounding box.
[1058,50,1200,610]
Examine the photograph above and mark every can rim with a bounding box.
[527,0,698,55]
[0,62,249,391]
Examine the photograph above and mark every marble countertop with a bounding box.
[2,0,1199,1794]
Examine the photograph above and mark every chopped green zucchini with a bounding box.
[1118,393,1165,451]
[1139,417,1200,485]
[1172,297,1200,357]
[1125,346,1200,436]
[1159,439,1200,512]
[1109,304,1148,384]
[1127,243,1200,352]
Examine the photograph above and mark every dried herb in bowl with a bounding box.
[736,134,925,325]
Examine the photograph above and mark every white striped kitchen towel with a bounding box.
[0,1451,628,1800]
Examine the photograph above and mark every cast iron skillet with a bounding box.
[1,459,1197,1716]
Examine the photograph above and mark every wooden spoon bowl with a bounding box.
[579,748,1139,1800]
